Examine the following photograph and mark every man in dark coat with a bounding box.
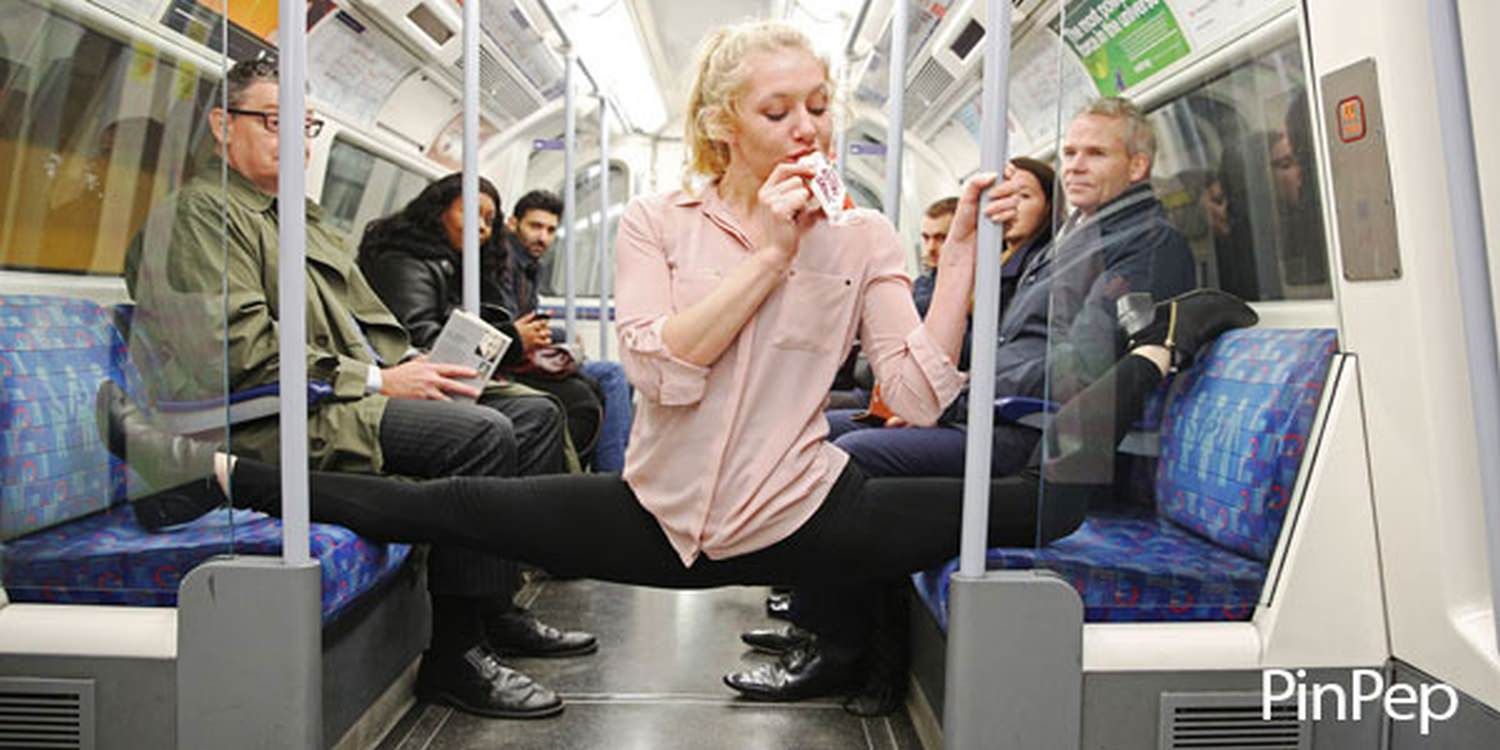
[831,97,1196,479]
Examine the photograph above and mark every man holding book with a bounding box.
[122,58,592,720]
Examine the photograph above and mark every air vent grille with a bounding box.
[0,678,94,749]
[453,48,534,130]
[905,57,956,126]
[1159,692,1308,750]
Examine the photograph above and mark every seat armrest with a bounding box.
[154,381,333,435]
[995,397,1058,430]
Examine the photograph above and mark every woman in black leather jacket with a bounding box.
[359,174,605,465]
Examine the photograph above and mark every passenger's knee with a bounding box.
[472,409,517,455]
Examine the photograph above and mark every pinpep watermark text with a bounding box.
[1262,669,1458,735]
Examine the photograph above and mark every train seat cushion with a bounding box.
[912,328,1338,627]
[1,295,132,540]
[2,505,411,623]
[2,294,410,622]
[912,509,1269,627]
[1154,328,1337,561]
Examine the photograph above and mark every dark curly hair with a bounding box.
[512,189,563,223]
[361,173,502,254]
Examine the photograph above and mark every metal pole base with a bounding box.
[178,556,322,749]
[942,570,1083,750]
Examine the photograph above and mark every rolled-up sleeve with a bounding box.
[614,197,712,406]
[855,215,966,426]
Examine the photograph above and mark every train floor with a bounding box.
[376,578,924,749]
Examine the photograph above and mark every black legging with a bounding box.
[227,354,1162,590]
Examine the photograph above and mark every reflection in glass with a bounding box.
[544,161,629,298]
[0,0,233,607]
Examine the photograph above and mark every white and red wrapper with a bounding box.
[797,151,853,219]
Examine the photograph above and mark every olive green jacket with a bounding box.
[124,161,571,473]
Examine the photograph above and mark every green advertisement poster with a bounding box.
[1053,0,1193,95]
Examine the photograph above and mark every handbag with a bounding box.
[508,344,582,380]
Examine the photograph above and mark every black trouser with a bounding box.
[232,355,1160,631]
[377,389,567,601]
[510,372,604,468]
[793,353,1164,654]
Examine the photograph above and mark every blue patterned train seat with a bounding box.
[914,328,1339,627]
[2,506,408,622]
[1,294,409,622]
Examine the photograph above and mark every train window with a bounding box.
[0,0,219,276]
[1146,40,1332,301]
[543,161,629,298]
[321,137,430,242]
[1,0,239,610]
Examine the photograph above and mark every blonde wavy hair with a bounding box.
[682,21,833,188]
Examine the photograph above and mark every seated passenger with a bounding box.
[356,175,602,471]
[832,97,1196,479]
[101,21,1255,712]
[911,196,958,317]
[121,59,592,721]
[504,189,635,473]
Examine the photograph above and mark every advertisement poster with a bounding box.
[1055,0,1193,95]
[307,11,417,124]
[1174,0,1272,51]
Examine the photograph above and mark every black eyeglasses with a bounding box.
[227,108,325,138]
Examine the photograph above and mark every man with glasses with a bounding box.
[123,58,593,720]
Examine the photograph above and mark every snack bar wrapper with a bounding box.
[797,151,852,219]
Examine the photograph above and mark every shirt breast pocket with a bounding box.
[772,268,855,353]
[670,269,722,312]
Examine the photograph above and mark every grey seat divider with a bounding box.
[942,570,1083,750]
[178,557,322,749]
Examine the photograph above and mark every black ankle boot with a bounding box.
[1127,289,1259,370]
[96,381,226,530]
[96,380,220,487]
[131,477,229,531]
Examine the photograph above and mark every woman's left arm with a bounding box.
[859,174,997,425]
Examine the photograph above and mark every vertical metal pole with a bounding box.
[838,56,852,187]
[957,0,1012,577]
[883,0,908,227]
[597,97,612,360]
[461,0,480,314]
[276,0,310,566]
[563,49,579,342]
[1428,0,1500,652]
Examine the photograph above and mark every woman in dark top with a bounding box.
[359,174,605,465]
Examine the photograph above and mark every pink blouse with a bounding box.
[614,186,966,566]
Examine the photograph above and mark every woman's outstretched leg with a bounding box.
[226,461,708,584]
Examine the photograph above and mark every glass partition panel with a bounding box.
[321,137,431,242]
[545,160,628,298]
[1,0,233,608]
[1032,1,1334,622]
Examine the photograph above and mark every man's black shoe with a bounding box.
[740,625,813,656]
[723,642,860,702]
[766,591,793,621]
[416,645,563,719]
[485,608,598,658]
